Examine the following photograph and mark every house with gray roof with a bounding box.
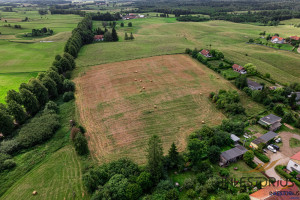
[219,145,248,166]
[250,131,279,149]
[258,114,282,131]
[247,79,263,90]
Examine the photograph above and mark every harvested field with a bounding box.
[75,55,260,164]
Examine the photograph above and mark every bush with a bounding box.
[63,79,75,92]
[254,151,270,163]
[3,159,16,170]
[79,125,86,134]
[219,168,229,177]
[16,112,60,149]
[44,101,59,113]
[70,127,80,141]
[275,165,293,179]
[73,133,89,155]
[183,178,196,189]
[63,91,74,102]
[0,139,20,154]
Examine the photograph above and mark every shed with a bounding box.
[230,134,240,144]
[220,145,248,166]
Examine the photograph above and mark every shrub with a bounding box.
[275,165,293,179]
[73,133,89,155]
[44,101,59,113]
[0,110,14,136]
[70,127,80,141]
[63,79,75,92]
[254,151,270,163]
[183,178,196,189]
[3,159,16,170]
[79,125,86,134]
[63,91,75,102]
[82,167,109,193]
[219,168,229,177]
[0,139,20,154]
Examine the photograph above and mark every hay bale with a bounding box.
[201,121,205,124]
[134,79,137,81]
[32,191,37,195]
[154,105,157,108]
[200,93,202,95]
[150,80,153,82]
[139,80,142,82]
[143,87,145,89]
[134,71,138,73]
[217,77,220,79]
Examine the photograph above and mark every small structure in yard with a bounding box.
[94,35,104,42]
[247,79,263,90]
[219,145,248,166]
[271,36,285,44]
[32,190,37,195]
[232,64,247,74]
[250,180,299,200]
[258,114,282,131]
[250,131,278,149]
[230,134,240,145]
[287,151,300,173]
[199,49,212,58]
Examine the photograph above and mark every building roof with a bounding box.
[221,145,247,161]
[251,137,265,145]
[271,36,284,41]
[232,64,244,71]
[200,49,211,57]
[250,180,299,200]
[260,131,278,143]
[291,151,300,161]
[230,134,240,142]
[247,79,262,88]
[290,36,300,41]
[94,35,104,40]
[260,114,282,125]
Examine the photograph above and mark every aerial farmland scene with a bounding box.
[0,0,300,199]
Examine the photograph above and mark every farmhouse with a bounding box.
[250,131,278,149]
[219,145,248,166]
[123,13,138,20]
[271,36,285,44]
[258,114,282,131]
[199,49,212,58]
[94,35,104,41]
[287,151,300,173]
[247,79,263,90]
[290,36,300,41]
[232,64,247,74]
[250,180,299,200]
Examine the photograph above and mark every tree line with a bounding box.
[91,12,122,21]
[0,16,94,171]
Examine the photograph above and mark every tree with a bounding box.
[6,89,22,104]
[208,145,221,164]
[235,75,248,89]
[244,63,257,75]
[147,135,164,183]
[63,79,76,92]
[165,188,179,200]
[20,88,39,115]
[120,22,124,27]
[73,133,89,155]
[278,44,282,49]
[111,27,118,41]
[28,78,49,106]
[59,57,72,72]
[167,142,180,169]
[124,32,129,40]
[130,32,134,40]
[128,22,132,27]
[42,76,58,98]
[46,70,63,93]
[104,31,113,41]
[188,138,206,165]
[102,174,128,200]
[7,100,27,124]
[126,183,142,200]
[283,112,295,124]
[136,172,152,191]
[274,104,285,116]
[0,110,14,136]
[63,53,76,69]
[235,193,250,200]
[243,150,254,165]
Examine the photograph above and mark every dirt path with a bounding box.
[279,132,300,157]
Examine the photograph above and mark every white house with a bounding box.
[271,36,285,44]
[287,151,300,173]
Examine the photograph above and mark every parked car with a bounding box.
[275,138,281,143]
[270,144,280,151]
[243,135,249,139]
[263,149,267,153]
[267,145,277,153]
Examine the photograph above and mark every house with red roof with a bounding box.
[250,180,299,200]
[287,151,300,173]
[94,35,104,41]
[232,64,247,74]
[271,36,285,44]
[199,49,212,58]
[290,36,300,41]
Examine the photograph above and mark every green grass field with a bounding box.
[290,138,300,148]
[77,17,300,85]
[0,11,81,103]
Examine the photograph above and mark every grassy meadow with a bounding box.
[77,17,300,85]
[0,10,81,103]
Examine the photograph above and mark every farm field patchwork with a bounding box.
[75,54,263,164]
[77,18,300,85]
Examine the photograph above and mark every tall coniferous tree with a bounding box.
[112,27,118,41]
[147,135,164,183]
